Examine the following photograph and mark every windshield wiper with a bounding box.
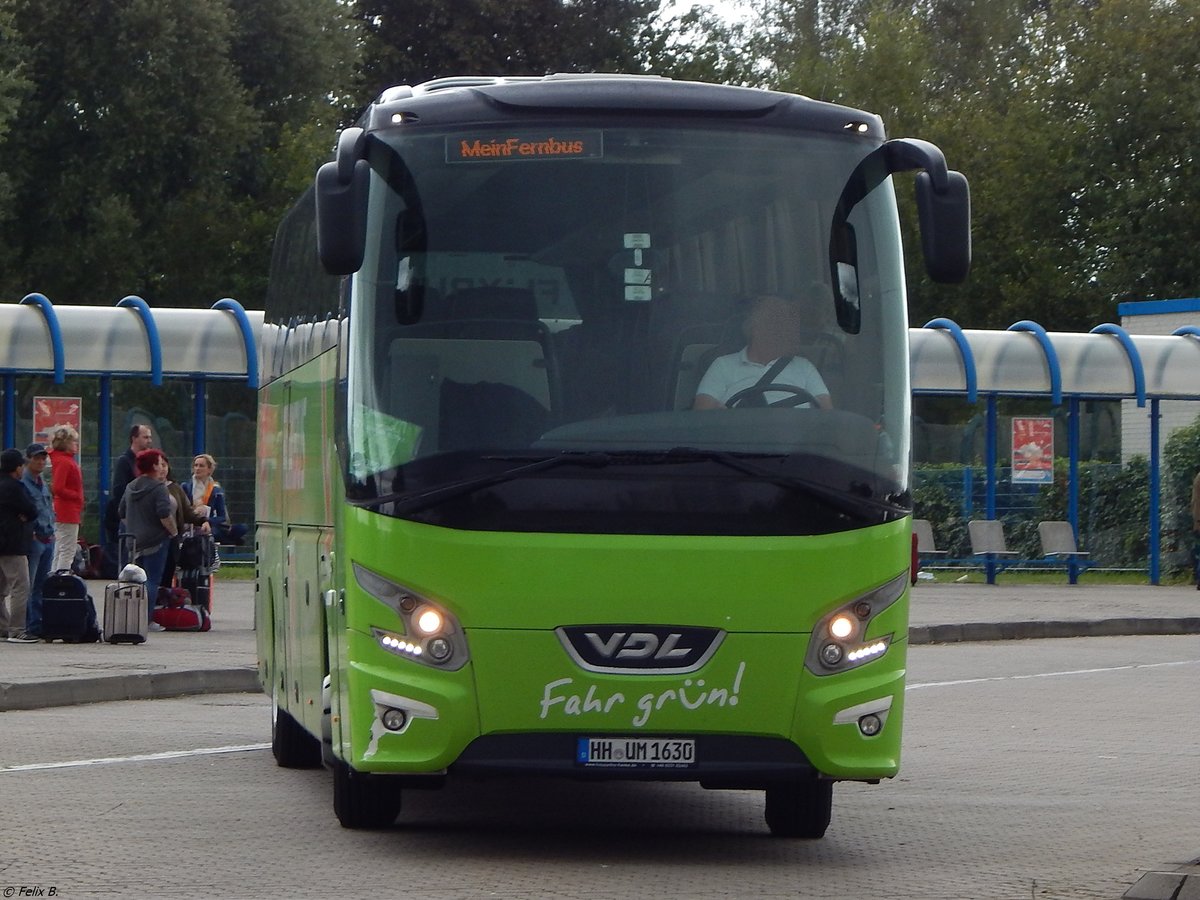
[652,447,908,522]
[349,451,615,514]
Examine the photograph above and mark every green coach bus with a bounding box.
[257,74,970,837]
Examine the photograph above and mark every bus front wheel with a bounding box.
[333,759,403,829]
[764,779,833,838]
[272,699,322,769]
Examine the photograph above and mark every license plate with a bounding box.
[576,737,696,769]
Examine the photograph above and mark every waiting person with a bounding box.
[103,423,153,574]
[0,448,38,643]
[118,448,177,623]
[693,294,832,411]
[162,460,211,590]
[21,443,56,639]
[49,426,84,572]
[183,453,247,546]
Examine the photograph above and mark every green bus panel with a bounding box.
[340,510,911,634]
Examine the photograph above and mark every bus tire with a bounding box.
[320,675,335,767]
[333,759,402,829]
[272,700,322,769]
[764,779,833,838]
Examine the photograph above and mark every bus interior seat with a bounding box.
[388,336,552,455]
[644,291,730,411]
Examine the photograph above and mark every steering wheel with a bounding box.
[726,383,818,409]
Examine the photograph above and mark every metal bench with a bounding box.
[1037,521,1091,584]
[967,519,1018,584]
[912,519,948,569]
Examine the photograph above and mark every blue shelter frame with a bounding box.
[913,316,1200,584]
[1,294,261,526]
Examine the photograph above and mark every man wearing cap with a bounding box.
[0,447,38,643]
[21,443,56,639]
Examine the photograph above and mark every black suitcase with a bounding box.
[179,568,212,613]
[178,533,215,613]
[41,570,102,643]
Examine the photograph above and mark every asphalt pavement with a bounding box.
[1,571,1197,898]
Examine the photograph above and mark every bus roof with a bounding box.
[363,74,887,141]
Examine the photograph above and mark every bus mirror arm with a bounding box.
[883,138,972,284]
[316,127,370,275]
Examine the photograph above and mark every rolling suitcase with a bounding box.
[177,532,215,613]
[41,570,102,642]
[105,535,148,644]
[104,581,148,644]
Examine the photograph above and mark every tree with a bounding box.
[0,0,356,307]
[353,0,658,104]
[750,0,1200,331]
[0,2,32,278]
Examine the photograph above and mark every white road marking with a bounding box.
[1,742,271,773]
[907,658,1200,691]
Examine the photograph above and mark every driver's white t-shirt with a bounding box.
[695,349,829,407]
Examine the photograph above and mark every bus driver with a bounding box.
[693,294,833,411]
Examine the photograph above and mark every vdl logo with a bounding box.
[556,625,725,674]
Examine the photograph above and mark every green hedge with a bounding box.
[913,416,1200,574]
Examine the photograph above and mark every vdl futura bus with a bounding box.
[257,74,970,838]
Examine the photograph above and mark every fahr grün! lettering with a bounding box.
[537,661,746,728]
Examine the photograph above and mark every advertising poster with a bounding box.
[1011,416,1054,483]
[32,396,82,444]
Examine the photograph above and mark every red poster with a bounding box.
[32,396,83,444]
[1012,417,1053,483]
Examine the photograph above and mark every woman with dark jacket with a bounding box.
[117,449,176,621]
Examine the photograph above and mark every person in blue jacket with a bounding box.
[20,443,56,638]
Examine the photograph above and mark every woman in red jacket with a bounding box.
[49,426,84,572]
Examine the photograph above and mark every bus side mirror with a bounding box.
[315,128,369,275]
[915,169,971,283]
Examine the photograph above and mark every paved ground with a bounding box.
[1,572,1197,898]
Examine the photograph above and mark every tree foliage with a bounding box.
[0,0,356,307]
[753,0,1200,331]
[353,0,659,103]
[2,0,1198,333]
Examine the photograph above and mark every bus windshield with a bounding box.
[344,122,911,536]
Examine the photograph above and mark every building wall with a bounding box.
[1119,299,1200,462]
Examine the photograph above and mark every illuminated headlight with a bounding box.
[805,572,907,676]
[355,563,469,671]
[829,615,856,640]
[376,630,423,658]
[847,641,888,663]
[414,606,445,636]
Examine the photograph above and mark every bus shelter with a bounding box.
[911,318,1200,583]
[0,293,261,527]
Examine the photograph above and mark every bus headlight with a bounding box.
[355,563,469,671]
[413,606,445,636]
[805,572,907,677]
